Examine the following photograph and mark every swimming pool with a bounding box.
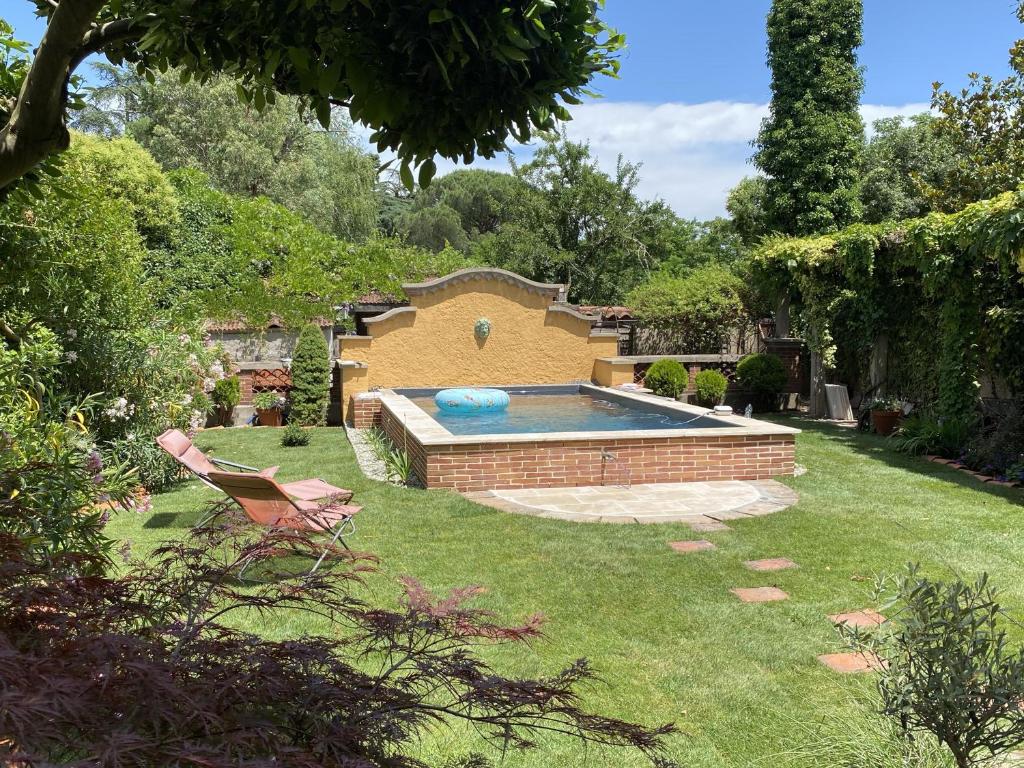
[356,384,800,492]
[405,388,731,435]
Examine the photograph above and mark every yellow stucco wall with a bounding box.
[338,271,619,419]
[593,358,635,387]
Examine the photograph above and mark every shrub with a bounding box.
[694,369,728,407]
[736,353,788,395]
[644,359,688,399]
[627,265,749,354]
[0,318,136,573]
[212,375,241,410]
[963,404,1024,478]
[0,507,677,767]
[891,414,972,458]
[289,324,331,426]
[280,423,310,448]
[843,565,1024,768]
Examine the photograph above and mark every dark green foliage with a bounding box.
[627,265,749,354]
[6,0,624,195]
[963,405,1024,479]
[845,566,1024,768]
[736,354,787,396]
[644,360,688,399]
[212,376,241,410]
[693,370,728,408]
[87,67,381,241]
[289,324,331,427]
[926,4,1024,213]
[280,423,311,448]
[726,176,771,246]
[753,0,865,235]
[890,414,972,459]
[860,115,955,224]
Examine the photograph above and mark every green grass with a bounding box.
[107,419,1024,768]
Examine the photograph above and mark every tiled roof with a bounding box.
[355,289,403,305]
[578,305,635,321]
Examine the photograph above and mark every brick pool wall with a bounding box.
[352,393,383,428]
[380,405,430,485]
[378,429,796,493]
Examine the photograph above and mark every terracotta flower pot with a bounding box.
[871,409,901,436]
[257,408,283,427]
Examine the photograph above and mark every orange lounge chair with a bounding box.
[156,429,352,503]
[208,470,361,576]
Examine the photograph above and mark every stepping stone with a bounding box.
[668,540,716,554]
[730,586,789,603]
[817,652,884,674]
[689,518,731,533]
[829,609,886,629]
[744,557,798,572]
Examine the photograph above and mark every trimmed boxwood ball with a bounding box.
[694,369,728,407]
[736,353,788,395]
[289,323,331,427]
[645,359,688,399]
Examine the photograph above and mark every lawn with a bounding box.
[107,419,1024,768]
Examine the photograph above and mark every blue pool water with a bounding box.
[408,392,729,436]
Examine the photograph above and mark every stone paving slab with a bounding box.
[744,558,799,572]
[669,540,716,554]
[464,480,798,525]
[829,609,886,628]
[731,586,790,603]
[817,652,884,673]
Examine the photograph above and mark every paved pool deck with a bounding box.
[461,479,798,525]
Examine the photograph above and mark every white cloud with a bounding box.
[357,100,932,221]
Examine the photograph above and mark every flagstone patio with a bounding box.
[461,479,797,525]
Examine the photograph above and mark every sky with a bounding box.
[5,1,1022,220]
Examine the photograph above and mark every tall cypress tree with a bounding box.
[289,324,331,427]
[754,0,865,236]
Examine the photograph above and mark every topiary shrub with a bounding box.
[289,324,331,426]
[645,359,688,399]
[280,422,311,448]
[736,353,787,395]
[694,369,728,408]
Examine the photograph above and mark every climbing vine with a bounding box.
[753,190,1024,417]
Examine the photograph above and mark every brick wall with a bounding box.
[764,339,808,395]
[238,371,255,405]
[352,394,383,428]
[380,405,429,484]
[390,432,795,493]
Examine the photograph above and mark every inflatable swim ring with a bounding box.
[435,388,510,414]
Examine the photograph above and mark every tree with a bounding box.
[507,135,678,304]
[289,323,331,427]
[726,176,771,245]
[81,68,379,241]
[925,3,1024,212]
[399,169,529,251]
[656,217,749,275]
[0,1,623,195]
[626,265,749,354]
[753,0,865,236]
[860,114,955,223]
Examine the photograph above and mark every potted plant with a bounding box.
[252,391,286,427]
[734,353,788,413]
[211,376,240,427]
[869,396,902,436]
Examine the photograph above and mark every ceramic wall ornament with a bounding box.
[474,318,492,340]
